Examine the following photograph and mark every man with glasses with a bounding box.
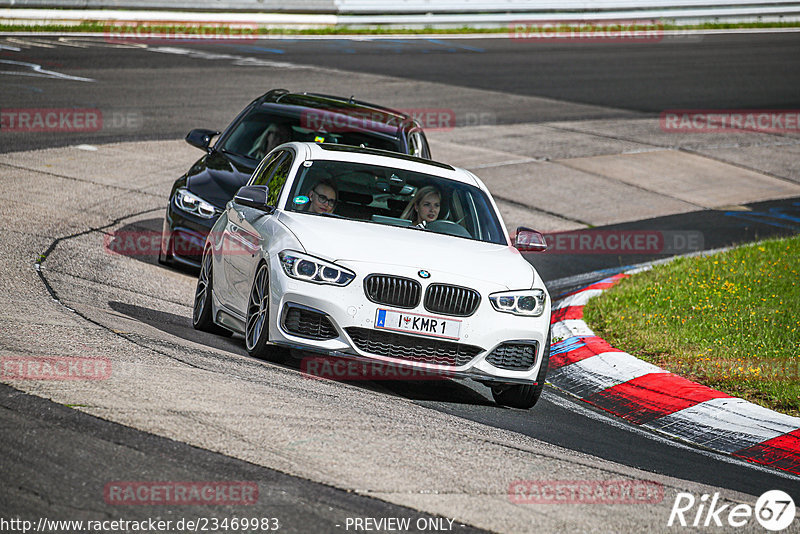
[308,179,337,215]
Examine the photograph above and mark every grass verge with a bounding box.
[1,21,800,36]
[583,235,800,416]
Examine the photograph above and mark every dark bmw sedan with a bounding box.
[159,89,432,267]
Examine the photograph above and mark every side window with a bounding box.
[267,152,294,206]
[409,132,422,158]
[453,190,480,239]
[409,131,430,159]
[249,151,285,187]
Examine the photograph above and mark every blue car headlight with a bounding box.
[489,289,547,317]
[279,250,355,286]
[174,188,217,219]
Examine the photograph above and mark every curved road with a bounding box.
[1,32,799,532]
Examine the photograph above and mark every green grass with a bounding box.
[583,235,800,416]
[1,20,800,36]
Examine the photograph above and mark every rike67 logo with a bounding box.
[668,490,795,531]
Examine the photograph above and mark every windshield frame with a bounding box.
[281,158,507,246]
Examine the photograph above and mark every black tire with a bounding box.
[157,246,170,265]
[245,263,283,362]
[491,332,551,409]
[192,246,233,337]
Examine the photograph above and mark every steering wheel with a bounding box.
[425,220,472,238]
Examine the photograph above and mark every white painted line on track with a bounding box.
[5,37,55,48]
[0,59,95,81]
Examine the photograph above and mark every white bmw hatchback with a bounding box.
[193,142,552,408]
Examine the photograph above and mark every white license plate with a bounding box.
[375,309,461,340]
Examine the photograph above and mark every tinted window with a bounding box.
[267,153,293,206]
[221,109,404,159]
[250,151,285,186]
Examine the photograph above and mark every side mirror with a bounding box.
[185,128,220,152]
[514,227,548,252]
[234,185,274,213]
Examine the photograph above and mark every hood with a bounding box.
[277,211,535,290]
[186,150,256,208]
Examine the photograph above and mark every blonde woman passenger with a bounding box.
[401,186,441,227]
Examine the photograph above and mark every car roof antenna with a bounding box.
[349,95,356,103]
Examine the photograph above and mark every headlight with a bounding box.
[279,250,355,286]
[174,188,217,219]
[489,289,547,317]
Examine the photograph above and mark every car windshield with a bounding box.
[220,110,402,160]
[284,160,507,245]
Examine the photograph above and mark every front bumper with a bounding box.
[266,256,551,384]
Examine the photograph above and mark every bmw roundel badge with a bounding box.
[418,270,431,279]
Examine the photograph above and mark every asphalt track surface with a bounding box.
[2,33,800,531]
[0,383,483,533]
[3,32,800,153]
